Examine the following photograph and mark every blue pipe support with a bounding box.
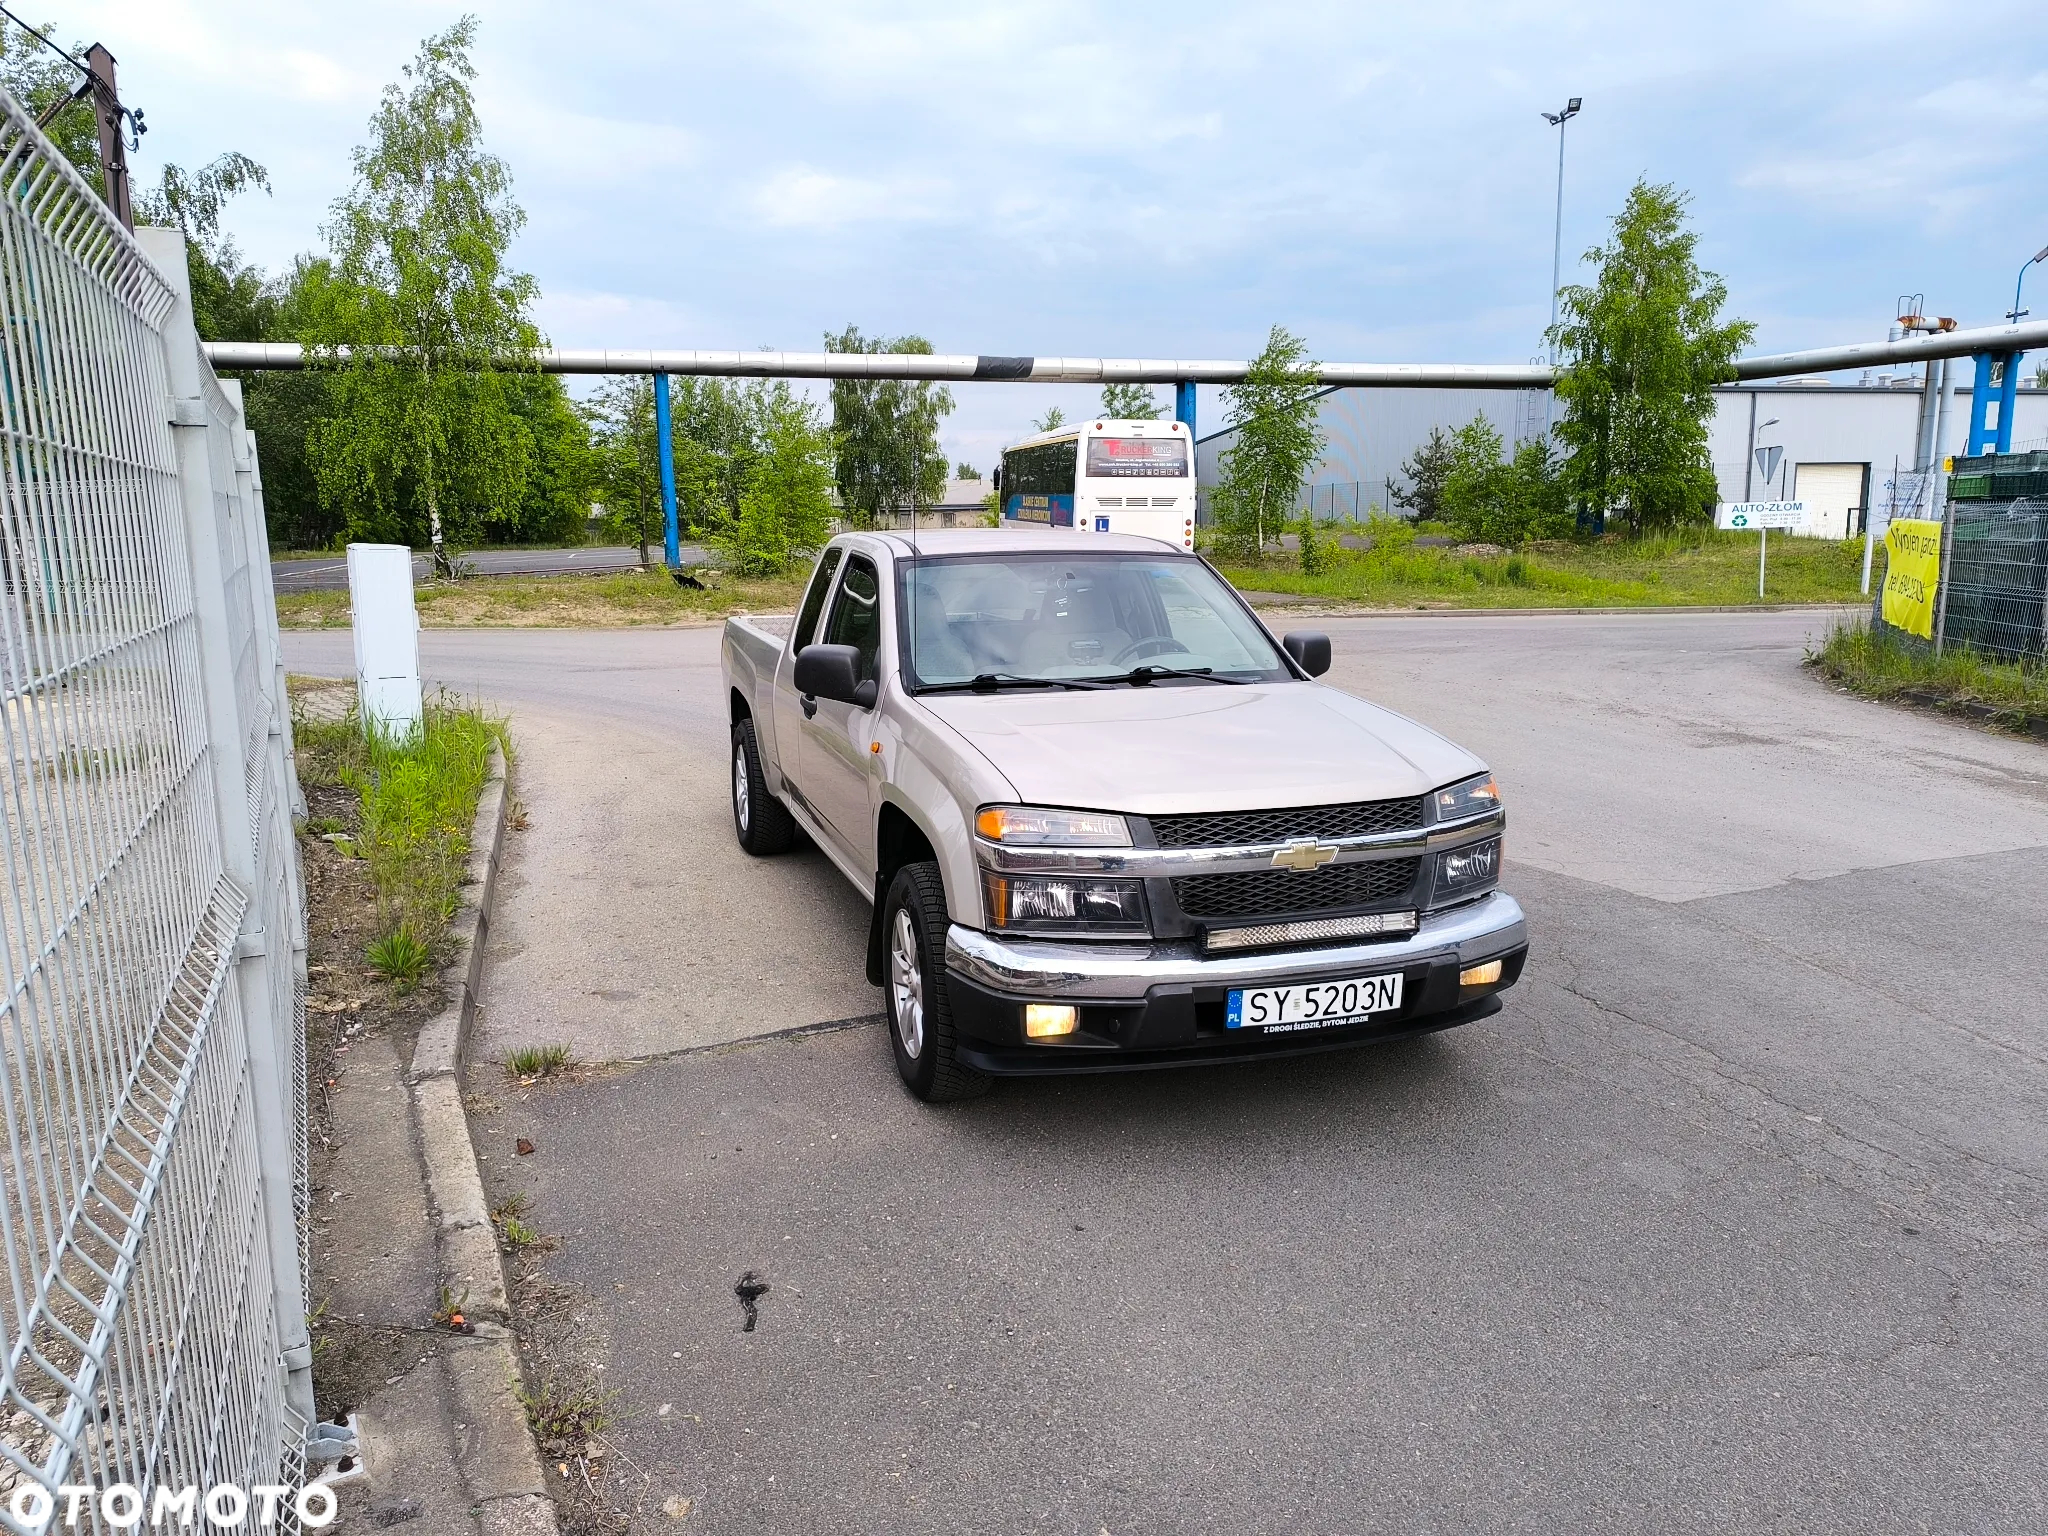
[1965,352,2022,456]
[655,371,680,568]
[1174,380,1197,438]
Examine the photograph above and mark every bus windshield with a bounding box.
[900,554,1291,687]
[1085,436,1189,478]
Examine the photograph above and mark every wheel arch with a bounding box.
[867,800,941,985]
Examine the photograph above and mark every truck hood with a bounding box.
[916,682,1483,815]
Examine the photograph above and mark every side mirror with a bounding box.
[794,643,864,705]
[1282,631,1332,677]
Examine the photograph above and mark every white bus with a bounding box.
[994,417,1196,550]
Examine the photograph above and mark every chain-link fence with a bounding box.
[0,88,310,1525]
[1938,496,2048,662]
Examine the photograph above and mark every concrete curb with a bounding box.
[1896,687,2048,740]
[402,744,559,1535]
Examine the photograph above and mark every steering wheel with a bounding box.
[1111,636,1193,665]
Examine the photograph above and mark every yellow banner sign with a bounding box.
[1882,518,1942,639]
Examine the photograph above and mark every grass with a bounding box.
[1808,619,2048,721]
[520,1377,615,1455]
[276,567,807,629]
[1214,526,1879,610]
[294,691,507,983]
[506,1043,572,1079]
[365,929,432,992]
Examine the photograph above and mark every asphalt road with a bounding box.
[270,544,705,592]
[280,612,2048,1533]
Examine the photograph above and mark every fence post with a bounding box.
[138,228,316,1429]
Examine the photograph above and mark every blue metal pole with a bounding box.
[1175,380,1197,436]
[655,371,680,569]
[1966,352,2023,456]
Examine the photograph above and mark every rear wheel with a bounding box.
[731,718,795,855]
[883,862,990,1103]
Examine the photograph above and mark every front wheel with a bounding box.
[882,862,990,1103]
[731,718,795,855]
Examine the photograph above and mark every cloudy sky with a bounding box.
[64,0,2048,470]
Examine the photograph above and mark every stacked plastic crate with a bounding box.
[1939,451,2048,661]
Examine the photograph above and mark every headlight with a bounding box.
[976,806,1131,846]
[1432,773,1500,822]
[1435,836,1501,896]
[981,871,1148,933]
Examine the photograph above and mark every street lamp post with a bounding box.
[2009,242,2048,323]
[1540,96,1582,438]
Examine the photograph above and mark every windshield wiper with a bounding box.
[1089,664,1249,687]
[917,672,1115,694]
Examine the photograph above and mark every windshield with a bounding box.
[1085,436,1189,478]
[899,554,1292,687]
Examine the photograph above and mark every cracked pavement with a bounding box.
[283,609,2048,1533]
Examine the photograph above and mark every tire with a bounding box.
[731,718,795,855]
[881,862,990,1103]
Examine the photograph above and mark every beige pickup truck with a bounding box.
[722,528,1525,1101]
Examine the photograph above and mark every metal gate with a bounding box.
[0,87,310,1524]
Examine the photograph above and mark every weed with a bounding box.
[432,1286,471,1327]
[507,1043,572,1079]
[1808,619,2048,715]
[366,928,432,992]
[491,1192,531,1222]
[306,816,348,836]
[499,1216,544,1250]
[521,1378,615,1454]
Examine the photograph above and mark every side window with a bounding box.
[795,547,843,647]
[822,555,882,683]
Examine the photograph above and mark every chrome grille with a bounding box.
[1149,797,1426,849]
[1172,857,1422,919]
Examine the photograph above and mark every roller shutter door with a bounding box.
[1792,462,1866,539]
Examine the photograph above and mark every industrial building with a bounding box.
[1195,371,2048,537]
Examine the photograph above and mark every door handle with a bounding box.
[801,695,818,718]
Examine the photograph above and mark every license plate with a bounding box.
[1226,972,1404,1034]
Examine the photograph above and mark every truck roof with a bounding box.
[867,528,1187,557]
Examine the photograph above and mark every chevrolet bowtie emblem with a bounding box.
[1271,839,1339,873]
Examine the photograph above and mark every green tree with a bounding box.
[136,153,276,341]
[1210,325,1324,557]
[1392,426,1455,523]
[301,18,542,574]
[705,389,835,576]
[0,19,99,193]
[1100,382,1161,420]
[1438,417,1570,546]
[1550,180,1754,537]
[826,325,953,528]
[955,462,979,480]
[1032,405,1067,434]
[582,376,662,562]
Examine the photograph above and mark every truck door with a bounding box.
[799,552,882,875]
[773,546,842,803]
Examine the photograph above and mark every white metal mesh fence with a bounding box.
[0,88,309,1525]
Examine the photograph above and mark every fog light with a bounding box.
[1459,959,1504,988]
[1025,1004,1078,1039]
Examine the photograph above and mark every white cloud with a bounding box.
[746,165,951,230]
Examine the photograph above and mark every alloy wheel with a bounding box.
[889,907,924,1059]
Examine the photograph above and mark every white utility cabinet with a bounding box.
[346,543,422,738]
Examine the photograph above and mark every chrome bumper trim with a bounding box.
[945,891,1527,1002]
[974,808,1504,877]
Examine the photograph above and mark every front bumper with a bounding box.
[942,891,1527,1075]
